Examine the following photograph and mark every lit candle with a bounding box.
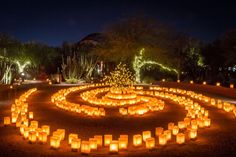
[189,129,197,139]
[29,112,34,119]
[89,138,98,150]
[38,131,48,143]
[178,121,186,129]
[68,133,78,145]
[168,122,175,130]
[42,125,50,135]
[29,131,37,143]
[133,134,142,147]
[50,136,61,149]
[11,114,17,123]
[164,130,171,141]
[109,140,119,153]
[172,126,179,135]
[3,117,11,126]
[155,127,163,136]
[104,134,112,146]
[176,133,185,144]
[81,141,90,154]
[145,137,155,149]
[56,129,65,140]
[20,124,26,135]
[118,137,128,149]
[23,119,29,127]
[94,135,103,147]
[71,138,81,151]
[142,130,151,141]
[204,118,211,127]
[158,134,167,146]
[30,121,38,128]
[23,127,30,139]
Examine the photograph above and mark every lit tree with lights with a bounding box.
[133,48,179,82]
[103,63,135,89]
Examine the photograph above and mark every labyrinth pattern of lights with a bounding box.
[3,84,236,154]
[51,85,165,116]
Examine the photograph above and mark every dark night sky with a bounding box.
[0,0,236,46]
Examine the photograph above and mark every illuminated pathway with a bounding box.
[0,84,236,157]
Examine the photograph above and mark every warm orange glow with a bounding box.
[164,130,171,141]
[3,117,11,125]
[172,126,179,135]
[158,134,167,146]
[94,135,103,147]
[50,136,60,149]
[133,134,142,146]
[81,141,90,154]
[23,119,29,127]
[142,130,151,141]
[230,84,234,88]
[216,82,220,86]
[155,127,163,136]
[118,137,128,149]
[176,133,185,144]
[109,140,119,153]
[20,124,26,135]
[57,129,65,140]
[29,112,34,119]
[233,107,236,117]
[42,125,50,135]
[189,129,197,139]
[30,121,38,128]
[71,138,81,151]
[38,131,48,143]
[168,122,174,130]
[204,118,211,127]
[145,137,155,149]
[178,121,186,129]
[104,134,112,146]
[89,138,98,150]
[68,133,78,145]
[23,127,30,139]
[29,131,37,143]
[11,114,17,123]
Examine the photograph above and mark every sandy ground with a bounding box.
[0,84,236,157]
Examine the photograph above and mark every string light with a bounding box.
[133,48,179,82]
[103,63,135,89]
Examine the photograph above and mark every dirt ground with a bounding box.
[0,84,236,157]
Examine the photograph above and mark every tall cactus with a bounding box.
[61,53,97,83]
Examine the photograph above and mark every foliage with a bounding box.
[0,34,59,83]
[92,16,173,64]
[133,48,178,82]
[61,54,97,83]
[103,63,135,88]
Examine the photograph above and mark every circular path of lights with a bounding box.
[3,83,236,155]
